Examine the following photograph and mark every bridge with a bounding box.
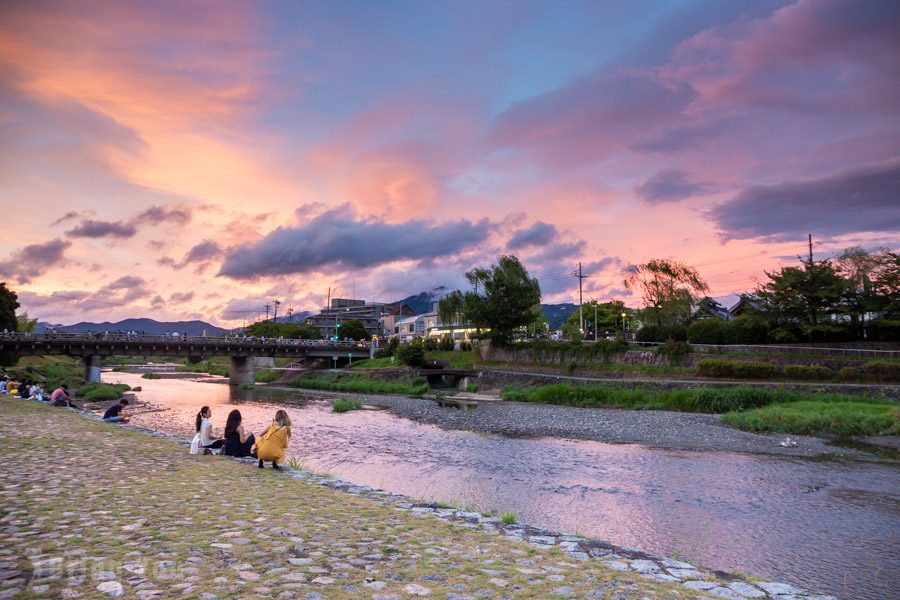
[0,333,373,385]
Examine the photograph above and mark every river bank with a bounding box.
[0,397,838,600]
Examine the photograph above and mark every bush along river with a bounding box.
[109,371,899,600]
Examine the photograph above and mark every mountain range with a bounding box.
[41,318,230,336]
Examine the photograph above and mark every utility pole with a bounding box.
[287,306,293,322]
[808,233,814,267]
[573,262,588,337]
[594,302,598,342]
[272,299,280,323]
[264,303,271,321]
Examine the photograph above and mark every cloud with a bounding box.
[66,219,137,239]
[98,275,150,303]
[50,211,81,226]
[219,206,492,280]
[507,221,557,250]
[0,238,71,283]
[169,291,195,304]
[634,169,714,203]
[491,74,695,166]
[134,204,192,226]
[709,160,900,242]
[183,240,222,264]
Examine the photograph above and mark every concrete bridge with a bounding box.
[0,333,373,385]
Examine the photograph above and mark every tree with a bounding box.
[16,312,38,333]
[437,290,465,339]
[457,255,542,345]
[247,321,320,339]
[624,259,708,327]
[756,259,844,328]
[561,300,628,340]
[834,247,885,335]
[872,251,900,317]
[0,283,18,333]
[0,283,20,366]
[339,319,368,341]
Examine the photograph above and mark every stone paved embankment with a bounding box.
[0,398,837,599]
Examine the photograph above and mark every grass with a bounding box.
[500,511,517,525]
[239,382,255,390]
[332,397,363,412]
[253,368,279,383]
[75,382,131,401]
[141,372,162,379]
[722,401,900,437]
[347,357,397,369]
[177,360,229,377]
[501,383,896,414]
[426,350,480,370]
[289,374,429,396]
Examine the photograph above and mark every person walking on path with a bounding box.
[253,410,291,469]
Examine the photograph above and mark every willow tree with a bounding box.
[624,259,708,327]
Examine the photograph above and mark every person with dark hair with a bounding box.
[50,384,75,407]
[253,409,291,469]
[222,409,256,457]
[103,398,130,423]
[195,406,224,452]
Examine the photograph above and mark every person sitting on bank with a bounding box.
[222,409,256,458]
[103,398,130,423]
[196,406,224,452]
[253,409,291,469]
[50,384,75,407]
[29,382,45,401]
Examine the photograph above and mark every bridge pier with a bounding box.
[229,356,254,386]
[84,355,102,383]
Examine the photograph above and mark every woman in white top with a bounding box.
[195,406,224,451]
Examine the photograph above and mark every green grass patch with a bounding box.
[332,397,363,413]
[289,374,429,396]
[866,360,900,382]
[500,511,517,525]
[253,368,278,383]
[501,383,893,414]
[75,383,131,401]
[783,365,835,381]
[239,383,255,390]
[177,361,229,377]
[347,357,397,369]
[722,401,900,437]
[425,350,480,370]
[141,372,162,379]
[697,359,779,379]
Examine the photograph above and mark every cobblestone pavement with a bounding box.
[0,398,835,599]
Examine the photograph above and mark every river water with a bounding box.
[110,372,899,600]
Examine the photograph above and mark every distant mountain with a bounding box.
[391,288,447,314]
[56,318,229,336]
[542,303,579,329]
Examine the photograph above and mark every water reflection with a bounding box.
[111,372,900,600]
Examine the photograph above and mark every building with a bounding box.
[306,298,393,339]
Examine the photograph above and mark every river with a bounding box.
[109,372,899,600]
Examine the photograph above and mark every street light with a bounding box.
[621,312,627,336]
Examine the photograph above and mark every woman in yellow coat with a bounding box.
[254,410,291,469]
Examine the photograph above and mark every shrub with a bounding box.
[865,360,900,382]
[697,359,778,379]
[805,323,855,343]
[459,341,473,352]
[501,387,530,402]
[729,317,770,344]
[76,383,130,401]
[374,347,393,359]
[500,512,517,525]
[396,343,426,368]
[423,337,439,351]
[290,375,429,395]
[769,326,801,343]
[867,319,900,342]
[687,320,730,344]
[253,368,278,383]
[840,366,861,381]
[141,372,162,379]
[332,397,363,413]
[438,335,455,351]
[784,365,835,381]
[654,340,692,365]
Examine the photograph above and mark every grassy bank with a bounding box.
[0,398,717,599]
[722,401,900,437]
[504,382,899,437]
[289,373,429,395]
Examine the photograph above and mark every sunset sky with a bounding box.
[1,0,898,327]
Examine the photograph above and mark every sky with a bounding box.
[1,0,898,327]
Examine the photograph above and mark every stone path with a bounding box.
[0,398,836,599]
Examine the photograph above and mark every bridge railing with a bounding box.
[0,332,371,349]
